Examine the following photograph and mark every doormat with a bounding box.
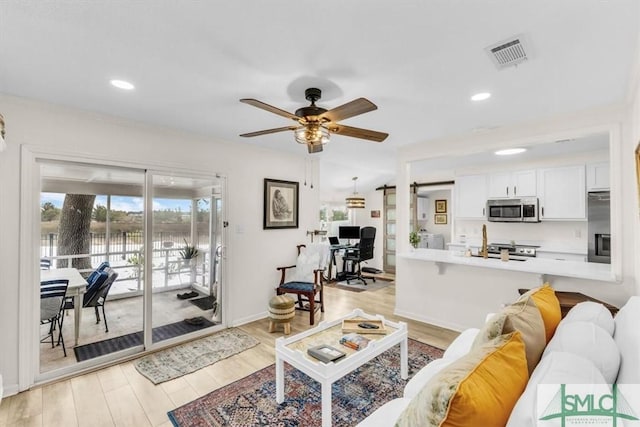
[134,328,259,384]
[167,338,443,426]
[189,295,216,311]
[73,317,216,362]
[325,280,394,293]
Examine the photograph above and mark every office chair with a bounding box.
[343,226,376,286]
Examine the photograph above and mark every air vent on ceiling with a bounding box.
[485,34,530,69]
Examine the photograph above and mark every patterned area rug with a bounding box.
[134,328,259,384]
[167,338,443,426]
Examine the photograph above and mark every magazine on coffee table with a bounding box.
[307,345,346,363]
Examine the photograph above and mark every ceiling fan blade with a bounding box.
[321,98,377,122]
[330,124,388,142]
[307,143,323,154]
[240,98,299,121]
[239,126,297,137]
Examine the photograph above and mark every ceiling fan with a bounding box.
[239,88,388,153]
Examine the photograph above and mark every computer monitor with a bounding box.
[338,226,360,240]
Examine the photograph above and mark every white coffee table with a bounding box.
[275,308,408,427]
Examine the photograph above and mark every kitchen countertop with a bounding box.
[399,248,616,282]
[447,241,587,255]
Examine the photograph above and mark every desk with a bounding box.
[41,268,87,346]
[325,245,352,281]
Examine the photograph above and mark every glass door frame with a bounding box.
[19,147,228,388]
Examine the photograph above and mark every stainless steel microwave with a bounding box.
[487,198,540,223]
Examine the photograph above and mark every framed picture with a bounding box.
[371,210,381,218]
[434,213,447,224]
[435,199,447,213]
[264,178,299,229]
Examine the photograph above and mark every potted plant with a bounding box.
[409,231,421,249]
[179,239,199,266]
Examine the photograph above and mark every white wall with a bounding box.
[417,190,452,244]
[0,94,320,394]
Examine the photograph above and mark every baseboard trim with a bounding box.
[393,309,466,333]
[230,311,268,327]
[2,383,19,398]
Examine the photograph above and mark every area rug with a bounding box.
[189,295,216,310]
[135,328,259,384]
[74,317,217,362]
[326,279,394,293]
[167,338,443,426]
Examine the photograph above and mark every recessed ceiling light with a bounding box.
[110,79,135,90]
[471,92,491,101]
[495,148,527,156]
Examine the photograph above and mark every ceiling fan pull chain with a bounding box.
[304,158,307,186]
[310,159,314,189]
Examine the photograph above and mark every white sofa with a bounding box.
[358,295,640,426]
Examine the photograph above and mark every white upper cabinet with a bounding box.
[455,174,487,219]
[537,165,586,220]
[488,170,536,198]
[586,162,610,191]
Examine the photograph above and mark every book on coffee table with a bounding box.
[339,333,371,350]
[307,345,346,363]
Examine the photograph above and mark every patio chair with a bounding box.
[40,279,69,357]
[64,267,118,332]
[276,244,329,325]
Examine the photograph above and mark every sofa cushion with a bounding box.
[507,351,608,427]
[396,331,528,427]
[542,321,620,383]
[355,398,411,427]
[472,297,546,375]
[442,328,479,360]
[518,283,561,342]
[563,301,615,336]
[613,296,640,383]
[403,358,455,399]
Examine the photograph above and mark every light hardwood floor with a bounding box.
[2,283,458,427]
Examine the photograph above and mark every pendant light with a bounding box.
[345,176,365,209]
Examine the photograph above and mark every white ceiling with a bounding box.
[1,1,637,201]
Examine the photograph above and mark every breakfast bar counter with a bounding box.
[399,248,617,283]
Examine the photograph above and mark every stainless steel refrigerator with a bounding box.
[587,191,611,264]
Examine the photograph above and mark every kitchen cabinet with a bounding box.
[537,165,586,220]
[455,174,487,219]
[587,162,610,191]
[488,170,536,198]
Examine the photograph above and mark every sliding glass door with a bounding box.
[148,173,224,344]
[36,158,226,378]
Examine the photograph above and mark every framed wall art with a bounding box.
[434,213,447,225]
[264,178,299,229]
[435,199,447,213]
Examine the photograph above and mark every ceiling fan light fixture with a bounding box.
[294,124,330,146]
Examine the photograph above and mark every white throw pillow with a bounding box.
[507,351,608,427]
[442,328,480,360]
[403,358,455,399]
[542,321,620,383]
[292,250,320,282]
[563,301,615,336]
[614,296,640,383]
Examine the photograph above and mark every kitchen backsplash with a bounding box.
[454,219,587,249]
